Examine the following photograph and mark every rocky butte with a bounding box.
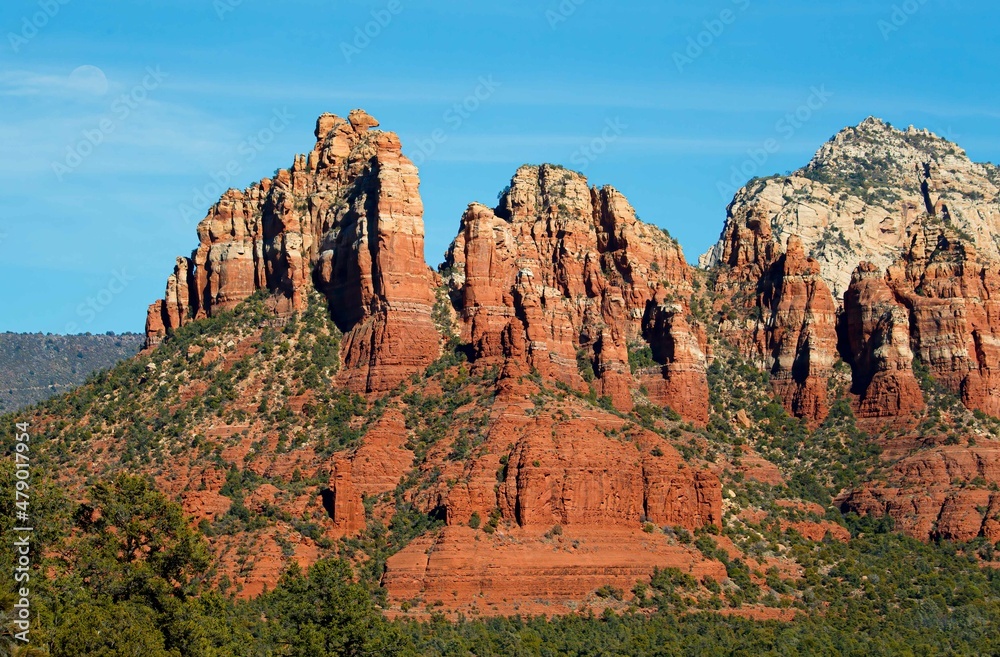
[59,110,1000,607]
[137,111,725,607]
[146,109,441,394]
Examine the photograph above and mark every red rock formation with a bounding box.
[709,209,839,425]
[325,409,416,533]
[641,299,710,424]
[144,301,167,348]
[327,460,365,534]
[386,382,722,611]
[193,188,268,317]
[834,225,1000,419]
[840,443,1000,542]
[706,203,779,283]
[842,262,925,417]
[400,388,721,535]
[444,164,709,423]
[493,416,719,529]
[382,526,726,616]
[754,236,838,425]
[144,110,440,392]
[144,257,195,347]
[346,409,415,494]
[885,226,1000,416]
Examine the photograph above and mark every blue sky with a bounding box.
[1,0,997,334]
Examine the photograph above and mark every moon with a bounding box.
[67,65,109,96]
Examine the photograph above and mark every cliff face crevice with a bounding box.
[841,262,925,418]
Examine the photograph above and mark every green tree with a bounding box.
[68,474,211,606]
[258,559,402,656]
[49,600,171,657]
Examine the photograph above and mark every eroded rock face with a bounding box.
[325,410,416,533]
[702,117,1000,300]
[705,118,1000,424]
[382,526,726,616]
[492,416,720,530]
[712,231,839,425]
[755,236,839,424]
[443,164,709,423]
[193,187,269,317]
[842,262,924,418]
[381,388,722,610]
[145,110,440,392]
[839,248,1000,536]
[640,300,710,424]
[839,226,1000,418]
[840,443,1000,542]
[145,257,196,347]
[885,226,1000,417]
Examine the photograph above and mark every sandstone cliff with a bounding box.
[709,221,839,425]
[838,223,1000,418]
[888,225,1000,416]
[705,117,1000,425]
[754,236,839,424]
[134,117,728,602]
[702,117,1000,300]
[145,110,441,393]
[443,164,709,423]
[841,262,924,418]
[839,442,1000,542]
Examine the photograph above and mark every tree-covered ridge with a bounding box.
[0,332,143,413]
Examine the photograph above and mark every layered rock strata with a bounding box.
[443,164,710,423]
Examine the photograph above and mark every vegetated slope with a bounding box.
[7,464,1000,655]
[24,288,729,612]
[0,332,143,413]
[10,289,1000,655]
